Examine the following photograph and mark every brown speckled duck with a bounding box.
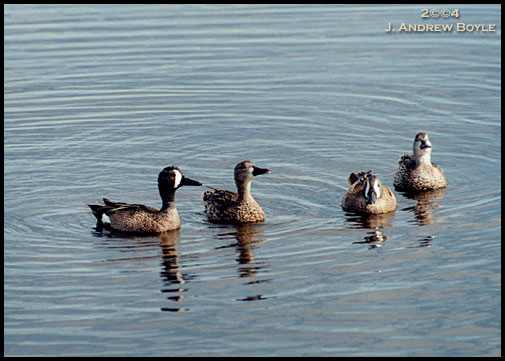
[202,161,271,224]
[89,166,201,233]
[393,132,447,192]
[341,170,397,214]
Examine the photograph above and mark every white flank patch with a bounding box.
[101,213,111,225]
[174,169,182,188]
[373,179,381,199]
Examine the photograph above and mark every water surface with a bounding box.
[4,4,501,356]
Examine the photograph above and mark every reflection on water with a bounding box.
[215,223,266,278]
[410,235,434,248]
[159,230,188,312]
[344,188,446,249]
[343,211,395,248]
[212,223,273,302]
[343,211,395,230]
[399,188,447,226]
[353,229,387,249]
[93,228,188,312]
[159,230,182,285]
[237,295,269,302]
[4,3,500,357]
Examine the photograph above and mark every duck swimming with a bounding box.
[89,166,201,233]
[393,132,447,192]
[341,170,397,214]
[202,160,271,224]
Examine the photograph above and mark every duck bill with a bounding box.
[252,166,271,176]
[366,192,377,205]
[180,176,202,187]
[420,141,432,149]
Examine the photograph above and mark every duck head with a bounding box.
[234,161,270,194]
[363,175,382,205]
[158,166,202,194]
[413,132,432,164]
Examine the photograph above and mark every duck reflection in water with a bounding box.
[343,211,395,249]
[353,229,387,249]
[91,229,187,312]
[399,188,447,226]
[215,223,266,279]
[159,229,183,286]
[158,229,190,312]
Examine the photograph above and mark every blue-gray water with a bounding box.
[4,4,501,356]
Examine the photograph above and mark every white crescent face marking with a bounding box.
[364,178,370,197]
[174,169,182,189]
[372,178,381,199]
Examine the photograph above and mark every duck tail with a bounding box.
[88,204,102,218]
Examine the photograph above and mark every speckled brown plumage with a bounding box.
[393,132,447,192]
[202,161,270,224]
[89,166,201,233]
[95,198,181,233]
[341,170,396,214]
[202,188,266,224]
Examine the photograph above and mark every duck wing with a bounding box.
[202,189,238,207]
[202,188,239,222]
[398,153,416,171]
[102,198,158,213]
[89,198,159,228]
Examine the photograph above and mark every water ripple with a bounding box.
[4,4,500,357]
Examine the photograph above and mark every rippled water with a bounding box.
[4,4,501,356]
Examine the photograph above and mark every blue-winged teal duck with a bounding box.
[202,160,271,224]
[393,132,447,192]
[341,170,397,214]
[89,166,201,233]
